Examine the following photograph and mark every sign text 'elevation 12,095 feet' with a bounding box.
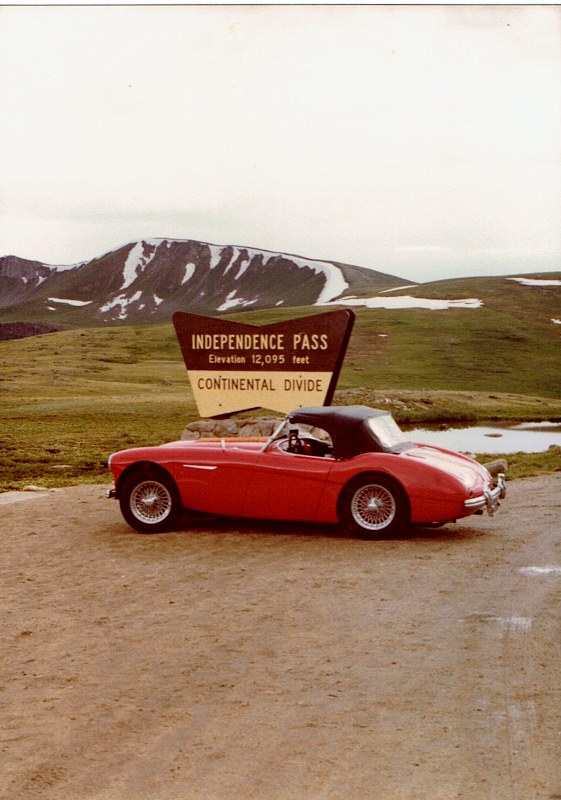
[172,309,355,417]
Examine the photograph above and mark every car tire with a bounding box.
[119,467,183,533]
[339,474,409,539]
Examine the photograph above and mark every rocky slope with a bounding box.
[0,238,410,327]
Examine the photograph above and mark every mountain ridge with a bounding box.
[0,237,410,329]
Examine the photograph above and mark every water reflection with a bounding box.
[404,421,561,454]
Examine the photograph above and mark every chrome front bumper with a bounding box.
[465,473,506,516]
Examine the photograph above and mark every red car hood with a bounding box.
[402,443,491,490]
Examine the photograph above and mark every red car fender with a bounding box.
[319,452,475,526]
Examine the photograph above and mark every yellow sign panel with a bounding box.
[173,310,355,417]
[186,370,333,417]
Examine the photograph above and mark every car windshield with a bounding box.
[263,418,289,450]
[367,414,409,450]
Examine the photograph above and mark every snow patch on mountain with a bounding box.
[314,269,348,304]
[121,242,157,291]
[182,263,196,284]
[209,245,224,270]
[325,295,482,310]
[234,257,251,280]
[251,253,348,304]
[100,290,143,320]
[381,284,419,293]
[217,290,258,312]
[509,277,561,287]
[48,297,92,307]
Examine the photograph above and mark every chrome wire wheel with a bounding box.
[350,483,397,532]
[130,479,173,525]
[120,468,182,533]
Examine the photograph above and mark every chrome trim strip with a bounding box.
[182,464,218,471]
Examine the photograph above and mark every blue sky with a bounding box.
[1,4,560,282]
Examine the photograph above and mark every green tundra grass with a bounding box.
[1,274,560,491]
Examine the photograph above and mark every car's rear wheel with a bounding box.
[119,468,182,533]
[340,474,409,538]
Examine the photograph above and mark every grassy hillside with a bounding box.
[1,274,560,490]
[234,274,561,398]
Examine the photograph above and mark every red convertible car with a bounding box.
[108,405,506,538]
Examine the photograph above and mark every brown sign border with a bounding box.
[172,309,355,417]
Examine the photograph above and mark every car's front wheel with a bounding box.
[119,468,183,533]
[339,474,409,538]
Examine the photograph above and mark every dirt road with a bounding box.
[2,475,561,800]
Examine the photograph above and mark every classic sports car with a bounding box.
[108,405,506,538]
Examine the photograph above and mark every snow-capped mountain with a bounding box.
[0,238,410,326]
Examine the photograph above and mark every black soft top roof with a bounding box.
[288,405,401,459]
